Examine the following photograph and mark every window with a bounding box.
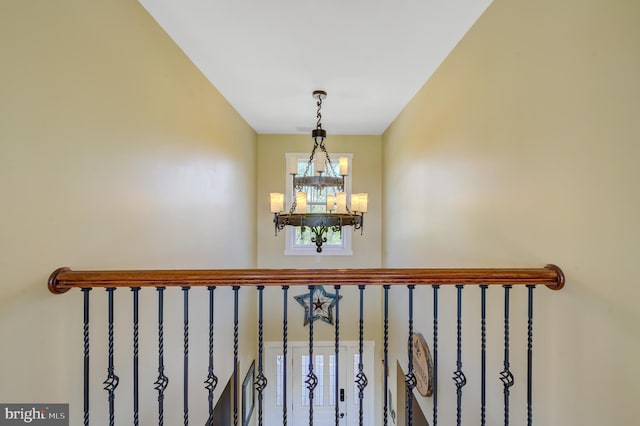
[353,354,360,403]
[276,355,284,406]
[328,355,336,406]
[284,153,353,256]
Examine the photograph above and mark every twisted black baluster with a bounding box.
[453,285,467,426]
[383,285,390,426]
[255,286,268,426]
[334,285,341,426]
[356,285,368,426]
[183,286,190,425]
[103,288,119,426]
[500,285,514,426]
[306,286,318,426]
[82,288,91,426]
[233,286,240,426]
[132,287,140,426]
[204,286,218,418]
[432,285,439,426]
[480,285,488,426]
[282,285,289,426]
[527,285,535,426]
[405,285,416,425]
[154,287,169,426]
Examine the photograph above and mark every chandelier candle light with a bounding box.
[270,90,367,253]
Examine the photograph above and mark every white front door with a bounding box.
[291,345,346,425]
[265,341,374,426]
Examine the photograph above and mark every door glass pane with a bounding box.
[276,355,283,406]
[329,354,336,406]
[300,355,324,406]
[301,355,310,406]
[315,355,324,406]
[353,354,360,404]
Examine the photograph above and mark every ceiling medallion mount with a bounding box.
[312,90,327,100]
[270,90,368,253]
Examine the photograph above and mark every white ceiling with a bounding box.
[138,0,492,135]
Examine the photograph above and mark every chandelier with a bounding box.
[270,90,367,253]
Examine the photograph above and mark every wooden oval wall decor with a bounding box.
[412,332,434,397]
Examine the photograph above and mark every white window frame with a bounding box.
[284,152,354,256]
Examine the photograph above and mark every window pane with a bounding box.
[315,355,324,406]
[293,157,343,247]
[300,355,324,406]
[353,354,360,404]
[276,355,284,406]
[301,355,310,406]
[329,355,336,406]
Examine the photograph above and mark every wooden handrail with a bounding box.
[48,264,564,294]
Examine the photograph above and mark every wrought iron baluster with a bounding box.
[432,285,439,426]
[405,285,416,426]
[154,287,169,426]
[334,285,341,426]
[383,285,390,426]
[82,288,91,426]
[103,288,119,426]
[480,285,488,426]
[527,285,535,426]
[255,286,268,426]
[500,285,514,426]
[356,285,369,426]
[233,286,240,426]
[204,286,218,417]
[453,285,467,426]
[182,286,190,425]
[282,285,289,426]
[132,287,140,426]
[306,286,318,426]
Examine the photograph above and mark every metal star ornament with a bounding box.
[294,286,342,326]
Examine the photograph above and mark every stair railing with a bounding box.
[49,264,564,426]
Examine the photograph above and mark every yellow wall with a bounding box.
[0,1,257,424]
[383,0,640,424]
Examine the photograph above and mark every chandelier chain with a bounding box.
[302,142,319,178]
[316,96,323,130]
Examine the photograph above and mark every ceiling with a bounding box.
[138,0,492,135]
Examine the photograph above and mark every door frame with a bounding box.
[264,341,375,425]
